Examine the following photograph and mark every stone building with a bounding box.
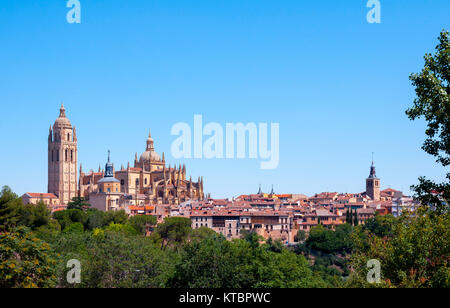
[80,131,204,205]
[89,151,124,212]
[48,104,78,205]
[366,160,380,201]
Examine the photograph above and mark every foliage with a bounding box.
[48,231,176,288]
[154,217,192,249]
[0,227,57,288]
[349,212,450,288]
[104,210,128,226]
[63,222,84,234]
[305,224,353,254]
[406,30,450,212]
[129,215,157,235]
[0,186,22,231]
[105,222,138,236]
[362,213,397,238]
[294,230,307,243]
[67,197,90,211]
[169,235,327,288]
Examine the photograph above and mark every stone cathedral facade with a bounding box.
[48,104,78,205]
[47,105,204,208]
[79,131,205,206]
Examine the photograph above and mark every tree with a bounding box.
[406,30,450,213]
[154,217,192,249]
[353,210,359,226]
[104,210,128,226]
[50,231,175,288]
[349,211,450,288]
[67,197,90,211]
[129,215,157,235]
[54,209,87,231]
[0,186,21,231]
[169,236,327,288]
[295,230,307,243]
[17,201,51,230]
[0,227,57,288]
[363,213,397,238]
[84,209,106,231]
[63,222,84,233]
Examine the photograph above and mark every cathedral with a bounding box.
[78,128,204,207]
[48,105,204,209]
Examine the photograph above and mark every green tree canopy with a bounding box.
[0,227,57,288]
[406,30,450,212]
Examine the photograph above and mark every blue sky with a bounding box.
[0,0,449,198]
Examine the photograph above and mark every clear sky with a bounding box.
[0,0,449,198]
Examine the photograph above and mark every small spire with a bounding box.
[59,103,66,118]
[107,150,111,163]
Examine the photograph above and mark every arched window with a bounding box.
[67,133,70,141]
[65,150,68,162]
[71,150,73,162]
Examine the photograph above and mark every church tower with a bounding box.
[48,104,78,205]
[366,159,380,201]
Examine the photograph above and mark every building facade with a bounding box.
[79,131,204,206]
[48,104,78,205]
[366,161,380,201]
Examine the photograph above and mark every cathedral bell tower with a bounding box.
[48,104,78,205]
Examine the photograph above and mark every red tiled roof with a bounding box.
[25,193,58,199]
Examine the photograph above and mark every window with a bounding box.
[67,133,70,141]
[56,150,59,162]
[65,150,68,162]
[121,179,125,186]
[145,178,147,185]
[71,150,73,162]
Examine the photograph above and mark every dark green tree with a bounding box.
[353,210,359,226]
[67,197,90,211]
[295,230,307,243]
[154,217,192,249]
[104,210,128,226]
[128,215,157,235]
[0,186,21,230]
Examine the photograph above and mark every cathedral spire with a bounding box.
[73,126,77,141]
[368,154,377,179]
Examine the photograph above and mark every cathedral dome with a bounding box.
[139,130,161,162]
[140,150,161,162]
[53,104,72,128]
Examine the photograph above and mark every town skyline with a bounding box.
[1,1,449,198]
[7,104,414,200]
